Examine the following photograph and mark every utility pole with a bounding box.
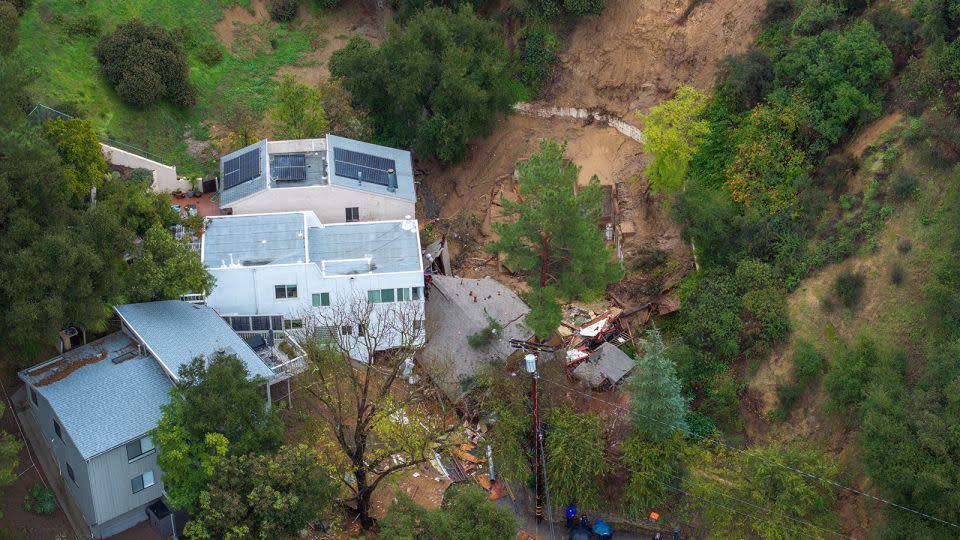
[524,353,545,523]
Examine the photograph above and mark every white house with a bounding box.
[217,135,417,224]
[200,211,426,359]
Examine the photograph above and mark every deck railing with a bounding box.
[235,330,308,379]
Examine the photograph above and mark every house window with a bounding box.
[126,436,155,462]
[396,288,411,301]
[275,284,298,299]
[340,325,353,336]
[30,387,38,407]
[66,462,76,486]
[131,470,155,494]
[368,288,396,303]
[345,207,360,222]
[284,319,304,330]
[312,292,330,307]
[412,287,423,301]
[53,420,63,442]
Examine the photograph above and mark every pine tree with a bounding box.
[486,139,623,339]
[628,327,688,441]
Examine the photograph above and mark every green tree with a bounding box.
[40,118,107,199]
[621,433,688,517]
[638,84,710,193]
[319,79,372,141]
[627,327,688,441]
[715,49,774,113]
[487,140,623,339]
[183,445,338,540]
[379,484,518,540]
[824,336,881,413]
[543,405,610,510]
[269,74,328,139]
[98,172,179,237]
[686,441,839,539]
[126,223,214,303]
[330,6,513,162]
[155,352,283,513]
[0,402,22,495]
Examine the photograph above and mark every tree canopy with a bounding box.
[379,484,518,540]
[126,223,214,303]
[543,405,610,510]
[40,118,107,200]
[486,139,623,338]
[330,6,513,162]
[269,74,328,140]
[638,84,710,193]
[183,444,338,540]
[155,352,282,513]
[627,327,688,442]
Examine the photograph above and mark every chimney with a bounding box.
[387,168,397,192]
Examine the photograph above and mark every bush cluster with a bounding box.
[94,19,196,108]
[268,0,299,22]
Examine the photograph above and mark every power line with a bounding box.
[540,376,960,531]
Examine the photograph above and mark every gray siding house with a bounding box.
[18,300,305,538]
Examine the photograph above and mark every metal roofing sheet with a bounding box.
[114,301,274,381]
[18,333,173,460]
[309,220,422,275]
[203,213,306,268]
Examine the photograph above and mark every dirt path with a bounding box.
[848,111,903,158]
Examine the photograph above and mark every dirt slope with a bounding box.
[548,0,765,118]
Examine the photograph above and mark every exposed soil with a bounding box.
[848,111,904,158]
[547,0,766,118]
[214,0,270,49]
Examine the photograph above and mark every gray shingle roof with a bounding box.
[18,333,173,460]
[203,213,306,268]
[115,301,274,381]
[572,342,634,388]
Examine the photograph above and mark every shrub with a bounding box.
[94,19,196,108]
[268,0,299,22]
[890,262,905,286]
[467,316,503,348]
[714,48,774,113]
[762,0,794,25]
[62,13,101,37]
[513,24,560,99]
[0,2,17,54]
[791,1,840,36]
[891,169,918,200]
[792,340,824,385]
[825,337,879,412]
[563,0,604,17]
[815,153,857,195]
[897,238,912,253]
[4,0,28,16]
[866,5,919,67]
[197,42,223,66]
[833,268,865,309]
[23,484,56,514]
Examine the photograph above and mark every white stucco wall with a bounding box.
[228,185,416,224]
[100,144,187,193]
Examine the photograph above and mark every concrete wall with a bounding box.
[229,184,416,224]
[100,143,187,193]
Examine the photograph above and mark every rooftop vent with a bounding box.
[387,169,397,192]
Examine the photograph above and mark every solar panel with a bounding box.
[270,153,307,183]
[333,147,396,187]
[222,147,262,190]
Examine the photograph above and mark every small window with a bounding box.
[381,288,395,303]
[340,325,353,336]
[412,287,423,301]
[367,289,380,303]
[396,288,410,301]
[275,284,298,299]
[30,387,38,407]
[54,420,63,442]
[131,470,155,494]
[345,207,360,222]
[312,292,330,307]
[284,319,303,330]
[66,462,76,485]
[126,436,155,462]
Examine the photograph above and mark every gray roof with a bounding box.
[202,212,422,276]
[309,221,422,276]
[572,342,634,388]
[327,134,416,203]
[419,276,530,400]
[19,333,173,460]
[218,135,415,207]
[115,301,274,381]
[203,213,306,268]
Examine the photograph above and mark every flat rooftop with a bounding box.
[202,212,423,276]
[19,333,173,460]
[218,135,416,207]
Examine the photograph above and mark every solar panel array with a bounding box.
[270,153,307,183]
[222,147,262,190]
[333,147,396,186]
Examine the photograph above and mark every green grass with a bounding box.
[18,0,323,175]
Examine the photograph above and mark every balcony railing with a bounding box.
[235,330,308,379]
